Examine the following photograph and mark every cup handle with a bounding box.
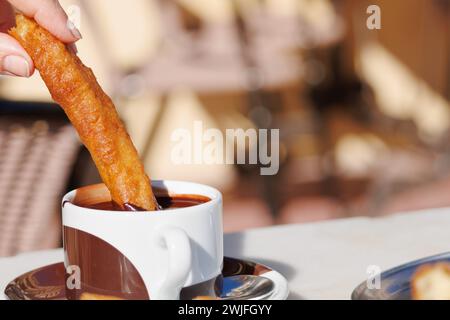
[154,226,192,300]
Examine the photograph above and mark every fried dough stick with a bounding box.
[10,14,158,211]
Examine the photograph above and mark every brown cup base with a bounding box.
[64,226,222,300]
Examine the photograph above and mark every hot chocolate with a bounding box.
[83,195,211,211]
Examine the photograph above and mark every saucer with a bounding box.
[4,257,289,300]
[352,252,450,300]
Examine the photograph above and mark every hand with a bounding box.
[0,0,82,77]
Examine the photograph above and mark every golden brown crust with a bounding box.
[192,296,219,300]
[9,14,158,211]
[80,292,124,300]
[411,263,450,300]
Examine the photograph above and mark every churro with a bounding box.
[9,14,158,211]
[80,292,124,300]
[411,263,450,300]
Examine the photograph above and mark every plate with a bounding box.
[352,252,450,300]
[4,256,289,300]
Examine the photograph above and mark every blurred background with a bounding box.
[0,0,449,256]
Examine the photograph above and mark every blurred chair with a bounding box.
[0,102,80,257]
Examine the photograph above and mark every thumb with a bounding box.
[0,32,34,77]
[8,0,82,43]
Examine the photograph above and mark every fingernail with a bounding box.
[2,56,31,77]
[67,20,82,40]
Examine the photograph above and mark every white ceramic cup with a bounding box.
[62,180,223,300]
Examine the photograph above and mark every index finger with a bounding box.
[7,0,81,43]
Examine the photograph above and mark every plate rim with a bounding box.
[351,251,450,300]
[3,256,289,301]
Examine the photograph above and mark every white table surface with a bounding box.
[1,208,450,300]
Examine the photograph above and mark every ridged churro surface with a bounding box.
[10,14,158,211]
